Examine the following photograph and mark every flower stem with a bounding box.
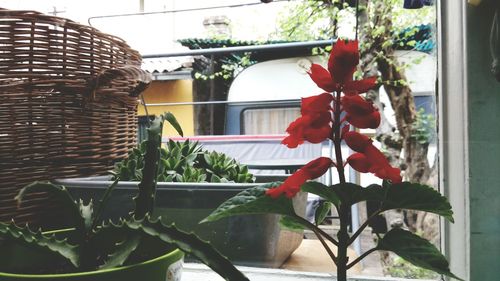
[333,90,346,184]
[333,90,349,281]
[295,215,339,246]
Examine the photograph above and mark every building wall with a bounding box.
[467,2,500,280]
[138,79,195,137]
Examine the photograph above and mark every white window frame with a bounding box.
[438,1,470,280]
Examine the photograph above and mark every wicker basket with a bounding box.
[0,9,151,227]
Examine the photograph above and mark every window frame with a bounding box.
[438,1,470,280]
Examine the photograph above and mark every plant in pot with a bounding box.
[0,113,249,281]
[203,40,464,281]
[60,137,305,268]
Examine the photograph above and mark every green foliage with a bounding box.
[114,139,254,184]
[0,113,249,280]
[387,256,439,279]
[377,228,463,280]
[411,107,436,144]
[204,180,460,279]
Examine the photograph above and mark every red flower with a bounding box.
[342,95,381,129]
[282,112,332,148]
[328,40,359,85]
[301,93,333,115]
[266,157,333,198]
[308,40,377,93]
[344,131,402,183]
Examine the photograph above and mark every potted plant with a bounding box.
[57,138,307,268]
[0,113,249,281]
[203,40,464,281]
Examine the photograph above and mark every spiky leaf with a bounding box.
[126,217,248,281]
[134,115,164,219]
[201,182,294,223]
[377,228,463,280]
[16,182,85,234]
[99,233,141,269]
[0,222,80,269]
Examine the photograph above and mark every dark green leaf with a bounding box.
[16,182,85,234]
[380,182,454,222]
[0,222,80,269]
[302,181,341,206]
[315,201,332,225]
[127,217,249,281]
[201,182,294,223]
[377,228,463,280]
[99,234,141,269]
[163,112,183,137]
[332,182,454,222]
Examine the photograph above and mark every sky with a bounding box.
[0,0,294,55]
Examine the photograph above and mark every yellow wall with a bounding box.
[138,79,194,137]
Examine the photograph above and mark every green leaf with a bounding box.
[16,182,85,234]
[78,200,94,231]
[380,182,454,222]
[301,181,341,207]
[163,112,183,137]
[315,201,332,225]
[99,233,141,269]
[0,222,80,269]
[332,182,454,222]
[201,182,294,223]
[377,228,463,280]
[127,217,249,281]
[279,215,305,232]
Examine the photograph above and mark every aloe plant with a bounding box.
[0,113,249,281]
[114,137,254,184]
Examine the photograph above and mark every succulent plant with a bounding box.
[114,138,254,184]
[0,113,249,281]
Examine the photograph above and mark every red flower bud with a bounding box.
[266,157,333,198]
[328,40,359,84]
[343,131,372,152]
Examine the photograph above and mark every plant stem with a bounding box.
[337,205,350,281]
[295,215,339,246]
[311,226,338,265]
[333,90,349,281]
[333,91,346,184]
[348,209,382,245]
[347,247,378,270]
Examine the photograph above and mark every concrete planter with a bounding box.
[55,175,306,268]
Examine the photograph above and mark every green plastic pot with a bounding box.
[0,229,184,281]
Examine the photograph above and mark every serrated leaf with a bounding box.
[201,182,294,223]
[377,228,463,280]
[99,234,141,269]
[127,217,248,281]
[16,182,85,234]
[332,182,454,222]
[301,182,341,207]
[0,222,80,269]
[380,182,454,222]
[315,201,332,225]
